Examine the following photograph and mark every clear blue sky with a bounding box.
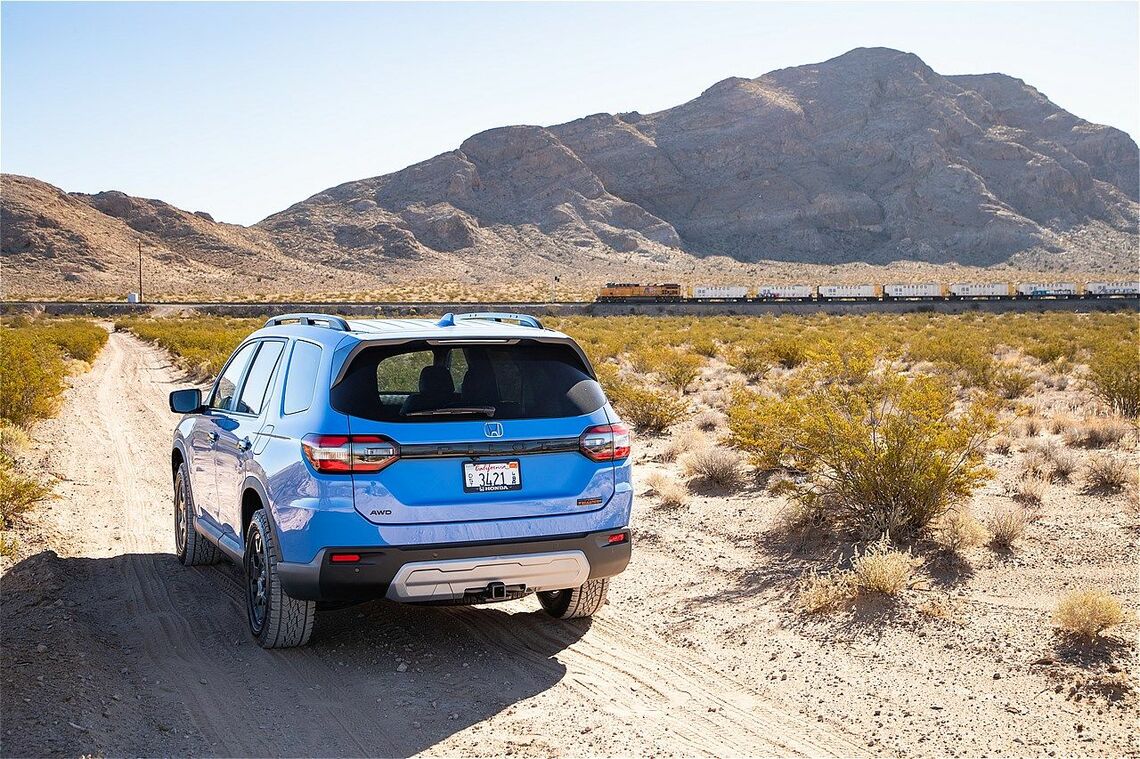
[3,1,1137,225]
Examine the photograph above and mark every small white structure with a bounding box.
[948,283,1011,298]
[126,292,140,304]
[692,285,749,301]
[755,284,813,300]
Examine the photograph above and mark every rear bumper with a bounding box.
[276,528,631,602]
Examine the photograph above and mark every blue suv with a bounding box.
[168,312,632,648]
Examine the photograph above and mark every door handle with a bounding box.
[207,431,219,443]
[238,437,252,452]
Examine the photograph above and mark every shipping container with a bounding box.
[884,283,943,300]
[948,283,1011,299]
[1016,283,1078,298]
[754,284,814,301]
[692,285,749,301]
[818,284,880,300]
[1085,281,1140,297]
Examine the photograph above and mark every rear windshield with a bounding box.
[331,340,604,422]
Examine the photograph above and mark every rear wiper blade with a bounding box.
[405,406,496,417]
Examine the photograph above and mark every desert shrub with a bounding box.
[766,336,810,370]
[0,460,54,528]
[117,316,259,378]
[628,347,663,374]
[728,371,996,541]
[658,351,704,394]
[1049,413,1075,436]
[1015,416,1042,437]
[689,336,719,358]
[934,509,988,553]
[1054,591,1126,639]
[681,445,746,488]
[727,343,771,381]
[1012,476,1048,507]
[987,505,1032,548]
[1088,344,1140,418]
[1020,450,1051,479]
[0,331,66,429]
[645,472,688,508]
[991,435,1013,455]
[907,331,996,388]
[994,367,1035,399]
[694,409,723,432]
[0,424,30,460]
[1046,448,1079,482]
[1064,417,1131,449]
[609,383,688,434]
[28,320,108,363]
[799,571,855,613]
[852,543,915,596]
[1083,453,1133,494]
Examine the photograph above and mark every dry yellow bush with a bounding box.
[655,478,689,509]
[681,445,747,488]
[1083,453,1133,494]
[934,509,988,553]
[694,409,723,432]
[799,571,855,614]
[1064,417,1131,449]
[1012,476,1048,507]
[991,435,1014,455]
[1054,590,1126,638]
[1046,448,1080,482]
[1020,450,1051,479]
[852,543,916,596]
[987,505,1032,548]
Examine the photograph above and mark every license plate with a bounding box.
[463,459,522,493]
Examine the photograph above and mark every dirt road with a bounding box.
[1,331,865,757]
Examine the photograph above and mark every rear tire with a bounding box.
[244,508,315,648]
[537,578,610,619]
[174,464,221,566]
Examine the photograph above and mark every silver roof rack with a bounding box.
[264,313,350,331]
[436,312,544,329]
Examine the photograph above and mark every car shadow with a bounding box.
[2,549,589,757]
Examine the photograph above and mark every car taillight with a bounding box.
[301,434,399,474]
[579,423,631,462]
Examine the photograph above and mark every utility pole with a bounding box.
[137,240,143,303]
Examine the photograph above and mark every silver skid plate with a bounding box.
[386,550,590,602]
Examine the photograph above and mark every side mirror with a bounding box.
[169,388,203,414]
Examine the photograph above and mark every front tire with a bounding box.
[537,578,610,619]
[174,464,221,566]
[244,509,315,648]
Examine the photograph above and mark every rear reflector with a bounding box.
[607,533,627,545]
[302,434,399,474]
[329,553,361,563]
[579,423,631,462]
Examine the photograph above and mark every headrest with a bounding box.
[418,365,454,396]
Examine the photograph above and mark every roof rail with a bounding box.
[264,313,350,331]
[437,312,544,329]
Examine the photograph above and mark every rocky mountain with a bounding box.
[3,48,1137,298]
[259,47,1137,271]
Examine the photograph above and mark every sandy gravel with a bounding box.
[1,331,865,757]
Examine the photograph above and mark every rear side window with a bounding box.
[332,340,604,422]
[235,341,284,416]
[283,341,323,415]
[210,341,258,411]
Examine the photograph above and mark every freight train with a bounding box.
[596,281,1140,303]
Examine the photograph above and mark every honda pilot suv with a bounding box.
[168,312,632,648]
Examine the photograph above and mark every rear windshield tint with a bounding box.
[331,340,604,422]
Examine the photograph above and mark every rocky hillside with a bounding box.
[4,48,1137,298]
[259,47,1138,270]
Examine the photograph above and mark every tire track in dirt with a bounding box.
[6,330,865,757]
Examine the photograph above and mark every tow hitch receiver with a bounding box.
[486,581,508,600]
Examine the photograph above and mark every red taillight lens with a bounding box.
[301,434,399,474]
[329,553,361,563]
[579,423,631,462]
[607,532,627,545]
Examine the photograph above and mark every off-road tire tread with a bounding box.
[540,578,610,619]
[176,466,221,566]
[248,509,315,648]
